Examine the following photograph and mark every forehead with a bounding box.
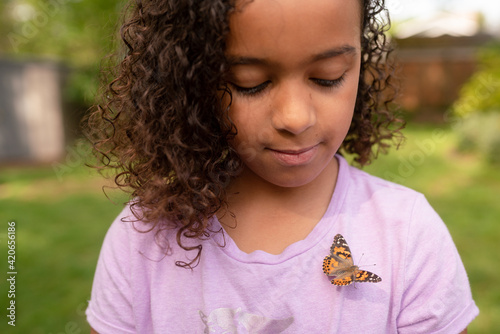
[227,0,362,62]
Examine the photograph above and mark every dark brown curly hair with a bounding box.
[84,0,403,267]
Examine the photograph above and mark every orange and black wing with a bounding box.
[331,276,354,286]
[329,234,353,262]
[323,234,353,276]
[355,270,382,283]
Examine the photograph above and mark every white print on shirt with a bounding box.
[199,307,294,333]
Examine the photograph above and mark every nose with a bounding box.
[270,80,316,135]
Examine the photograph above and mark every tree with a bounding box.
[453,42,500,164]
[0,0,125,105]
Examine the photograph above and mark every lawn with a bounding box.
[0,124,498,333]
[0,155,129,333]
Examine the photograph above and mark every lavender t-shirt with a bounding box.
[86,155,478,333]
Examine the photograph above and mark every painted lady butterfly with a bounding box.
[322,234,382,286]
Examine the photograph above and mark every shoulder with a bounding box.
[335,155,450,248]
[337,155,425,217]
[101,205,159,256]
[92,203,174,279]
[102,203,208,268]
[342,156,419,197]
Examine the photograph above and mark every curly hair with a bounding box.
[84,0,402,267]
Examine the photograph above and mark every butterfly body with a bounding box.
[323,234,382,286]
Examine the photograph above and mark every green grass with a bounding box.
[0,124,498,332]
[0,162,128,333]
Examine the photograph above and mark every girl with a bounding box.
[86,0,478,332]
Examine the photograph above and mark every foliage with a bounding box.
[455,112,500,164]
[453,42,500,116]
[0,0,125,106]
[451,42,500,164]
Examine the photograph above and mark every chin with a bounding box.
[263,171,323,189]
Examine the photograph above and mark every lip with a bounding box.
[268,145,319,166]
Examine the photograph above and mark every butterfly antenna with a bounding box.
[358,253,377,267]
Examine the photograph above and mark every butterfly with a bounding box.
[322,234,382,286]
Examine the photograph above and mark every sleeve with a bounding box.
[397,194,479,334]
[86,207,136,334]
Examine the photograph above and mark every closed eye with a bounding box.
[229,81,270,96]
[229,74,345,96]
[311,74,346,89]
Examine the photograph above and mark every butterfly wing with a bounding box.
[331,276,354,286]
[323,234,354,276]
[323,234,382,286]
[322,255,337,275]
[329,234,353,262]
[355,270,382,283]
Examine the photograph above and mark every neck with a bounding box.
[216,157,340,254]
[228,158,338,208]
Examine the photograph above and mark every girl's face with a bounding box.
[225,0,361,189]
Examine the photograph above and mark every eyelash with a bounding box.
[312,75,346,89]
[230,81,270,96]
[229,74,346,97]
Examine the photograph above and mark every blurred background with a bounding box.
[0,0,499,332]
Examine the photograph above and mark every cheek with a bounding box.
[323,83,357,123]
[338,69,360,121]
[218,87,263,147]
[228,96,266,138]
[229,126,261,165]
[226,101,257,158]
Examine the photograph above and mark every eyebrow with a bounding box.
[228,45,357,66]
[310,45,357,62]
